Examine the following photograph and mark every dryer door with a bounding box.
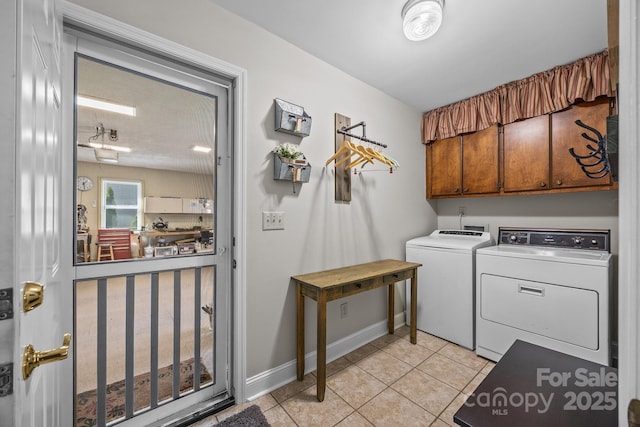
[479,274,599,350]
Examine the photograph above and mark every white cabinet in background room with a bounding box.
[144,196,213,214]
[182,198,213,214]
[144,196,182,213]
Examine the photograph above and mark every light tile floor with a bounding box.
[197,326,495,426]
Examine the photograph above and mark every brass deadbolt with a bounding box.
[23,282,44,312]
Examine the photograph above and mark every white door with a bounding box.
[13,0,73,426]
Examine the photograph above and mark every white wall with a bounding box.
[68,0,437,378]
[436,191,619,254]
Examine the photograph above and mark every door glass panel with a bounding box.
[74,56,216,264]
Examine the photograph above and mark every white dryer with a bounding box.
[475,228,612,365]
[406,230,494,349]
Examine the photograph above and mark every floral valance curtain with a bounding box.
[422,50,612,144]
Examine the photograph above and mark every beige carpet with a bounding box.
[76,358,212,427]
[75,268,215,393]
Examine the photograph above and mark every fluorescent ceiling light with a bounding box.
[402,0,444,41]
[77,95,137,117]
[192,145,212,153]
[94,148,119,163]
[87,142,131,153]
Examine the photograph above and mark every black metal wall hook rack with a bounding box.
[337,121,387,148]
[568,119,611,179]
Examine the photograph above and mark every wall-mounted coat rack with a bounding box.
[332,113,352,202]
[337,122,387,149]
[327,114,395,202]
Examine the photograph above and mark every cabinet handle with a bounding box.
[453,187,460,193]
[463,187,469,193]
[556,179,563,185]
[540,182,547,187]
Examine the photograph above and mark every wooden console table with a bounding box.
[292,259,421,402]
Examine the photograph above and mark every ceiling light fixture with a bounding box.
[77,95,137,117]
[77,123,132,158]
[94,148,119,163]
[192,145,212,153]
[401,0,444,41]
[87,142,132,153]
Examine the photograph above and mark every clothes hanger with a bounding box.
[379,151,400,168]
[334,142,364,167]
[346,154,373,169]
[334,150,357,166]
[325,140,357,166]
[346,145,375,168]
[364,147,394,166]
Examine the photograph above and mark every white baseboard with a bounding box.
[244,312,406,401]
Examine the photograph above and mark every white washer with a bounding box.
[476,228,612,365]
[406,230,494,349]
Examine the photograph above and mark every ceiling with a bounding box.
[76,57,217,173]
[211,0,609,112]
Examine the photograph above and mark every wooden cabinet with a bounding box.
[427,126,499,198]
[426,98,616,199]
[462,125,500,195]
[551,99,612,188]
[503,115,550,192]
[427,135,461,197]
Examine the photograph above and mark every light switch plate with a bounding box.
[262,211,285,230]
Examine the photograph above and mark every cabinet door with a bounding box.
[144,196,182,213]
[182,198,214,214]
[462,125,500,195]
[551,99,612,188]
[503,115,550,192]
[427,135,462,197]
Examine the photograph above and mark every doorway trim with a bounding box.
[618,0,640,422]
[61,1,248,403]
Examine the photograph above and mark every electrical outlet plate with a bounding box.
[340,302,348,319]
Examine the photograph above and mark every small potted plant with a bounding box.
[272,143,306,164]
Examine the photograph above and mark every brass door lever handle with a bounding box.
[22,333,71,380]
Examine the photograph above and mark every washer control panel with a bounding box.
[498,228,610,252]
[437,230,484,237]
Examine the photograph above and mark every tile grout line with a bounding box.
[258,328,491,427]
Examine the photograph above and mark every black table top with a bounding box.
[454,340,618,427]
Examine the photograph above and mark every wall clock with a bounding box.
[77,176,94,191]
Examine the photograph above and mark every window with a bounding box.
[101,179,142,230]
